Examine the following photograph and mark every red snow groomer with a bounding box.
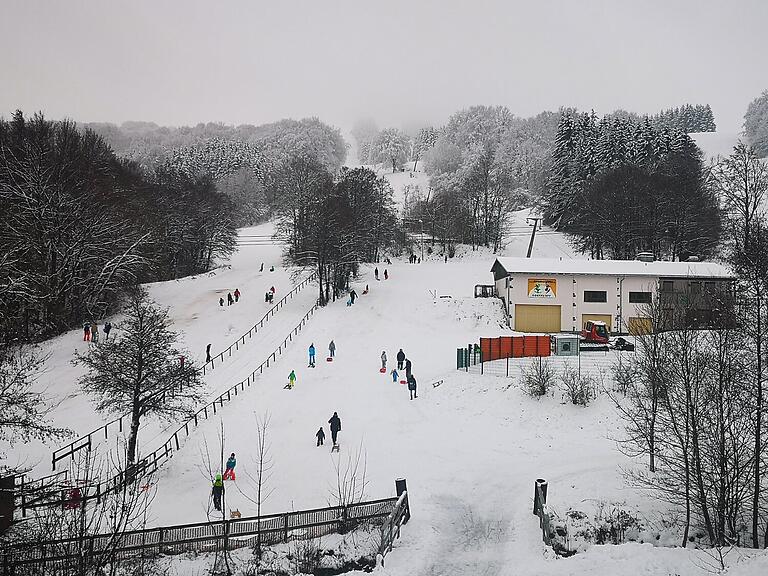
[580,320,610,351]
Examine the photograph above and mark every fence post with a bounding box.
[395,478,410,523]
[174,432,179,451]
[283,513,289,542]
[533,478,547,516]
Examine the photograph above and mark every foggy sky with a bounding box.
[1,0,766,134]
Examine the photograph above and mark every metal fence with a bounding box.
[20,301,321,513]
[3,494,402,574]
[50,272,317,472]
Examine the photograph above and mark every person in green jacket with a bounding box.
[212,474,224,511]
[288,370,296,389]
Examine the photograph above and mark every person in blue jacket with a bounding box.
[308,343,316,367]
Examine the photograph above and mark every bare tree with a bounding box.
[75,287,204,469]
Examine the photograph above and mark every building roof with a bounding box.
[491,257,735,280]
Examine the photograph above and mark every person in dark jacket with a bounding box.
[103,322,112,340]
[206,343,212,363]
[384,269,388,280]
[405,358,412,378]
[375,267,379,280]
[83,322,91,342]
[349,289,357,304]
[328,412,341,445]
[408,374,418,400]
[227,292,234,306]
[219,297,224,307]
[396,349,406,370]
[329,340,336,358]
[316,427,325,446]
[212,474,225,511]
[260,262,264,272]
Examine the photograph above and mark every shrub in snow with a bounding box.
[521,357,556,398]
[611,359,638,395]
[559,365,594,406]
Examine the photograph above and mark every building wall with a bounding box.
[499,272,659,333]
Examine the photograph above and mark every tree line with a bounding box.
[545,111,721,260]
[0,111,238,342]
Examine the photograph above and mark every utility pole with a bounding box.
[526,217,542,258]
[419,219,424,262]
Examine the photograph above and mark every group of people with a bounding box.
[315,411,342,447]
[387,348,418,400]
[408,254,421,264]
[259,262,276,273]
[83,321,112,343]
[220,288,241,307]
[307,340,335,368]
[373,267,389,281]
[211,452,237,511]
[265,285,276,303]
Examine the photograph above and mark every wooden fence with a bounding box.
[378,491,410,562]
[20,301,321,513]
[3,493,407,574]
[50,272,317,471]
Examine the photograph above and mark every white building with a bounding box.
[490,257,735,334]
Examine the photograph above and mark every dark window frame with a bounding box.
[583,290,607,303]
[629,291,652,304]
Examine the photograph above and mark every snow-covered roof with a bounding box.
[491,257,735,279]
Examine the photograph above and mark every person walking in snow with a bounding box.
[91,322,99,343]
[288,370,296,389]
[391,368,399,382]
[308,343,316,367]
[260,262,264,272]
[445,255,448,263]
[405,358,412,379]
[223,453,236,480]
[270,286,275,294]
[212,474,225,511]
[234,288,241,302]
[316,427,325,447]
[227,292,234,306]
[384,269,388,280]
[219,297,224,307]
[103,322,112,340]
[381,351,387,371]
[408,374,418,400]
[83,322,91,342]
[396,349,405,370]
[375,267,379,281]
[329,340,336,358]
[349,289,357,304]
[328,412,341,445]
[206,343,212,363]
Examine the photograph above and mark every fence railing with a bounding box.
[4,493,403,573]
[532,478,571,556]
[50,272,317,471]
[378,490,410,562]
[21,301,321,513]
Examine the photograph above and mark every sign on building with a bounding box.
[527,278,556,299]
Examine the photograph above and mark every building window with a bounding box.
[690,282,701,294]
[661,281,674,293]
[584,290,607,303]
[629,291,652,304]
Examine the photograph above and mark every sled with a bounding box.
[326,357,333,362]
[379,367,386,373]
[331,443,340,453]
[432,379,444,388]
[284,384,293,390]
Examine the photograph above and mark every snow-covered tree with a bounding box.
[351,118,380,165]
[372,128,410,173]
[744,90,768,158]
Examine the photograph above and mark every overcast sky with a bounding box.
[1,0,766,134]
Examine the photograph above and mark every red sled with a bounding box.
[400,380,407,385]
[326,357,333,362]
[379,367,386,373]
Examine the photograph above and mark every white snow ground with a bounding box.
[11,216,768,575]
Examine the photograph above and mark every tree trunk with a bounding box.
[753,288,763,548]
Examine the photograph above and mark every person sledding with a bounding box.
[223,453,236,480]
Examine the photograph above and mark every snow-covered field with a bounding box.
[12,217,768,575]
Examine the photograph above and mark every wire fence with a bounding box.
[20,300,321,513]
[4,494,404,574]
[50,272,317,472]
